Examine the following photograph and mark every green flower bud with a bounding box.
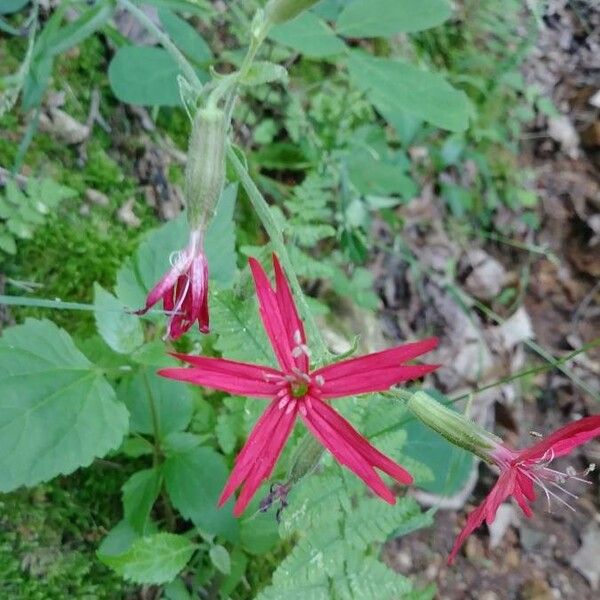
[185,108,226,230]
[264,0,320,25]
[407,391,502,462]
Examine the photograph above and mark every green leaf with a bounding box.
[333,557,412,600]
[241,61,288,86]
[344,497,431,550]
[163,447,239,541]
[131,340,178,367]
[6,217,33,239]
[98,520,141,557]
[269,12,346,58]
[209,544,230,574]
[240,502,280,555]
[93,283,144,354]
[118,368,193,438]
[0,0,29,15]
[44,2,113,57]
[0,232,16,254]
[0,319,129,492]
[158,8,213,63]
[336,0,451,38]
[109,46,182,107]
[347,51,470,133]
[122,468,161,534]
[346,150,417,198]
[100,533,195,585]
[142,0,212,18]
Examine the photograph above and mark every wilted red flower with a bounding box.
[159,253,438,516]
[449,416,600,564]
[136,230,208,339]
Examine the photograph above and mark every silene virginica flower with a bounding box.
[135,229,209,339]
[449,415,600,564]
[136,107,226,339]
[159,254,439,516]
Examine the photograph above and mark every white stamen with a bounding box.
[584,463,596,476]
[278,396,290,410]
[285,401,296,414]
[315,375,325,387]
[293,329,302,345]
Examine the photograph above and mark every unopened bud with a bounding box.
[264,0,320,25]
[407,392,502,462]
[185,108,226,230]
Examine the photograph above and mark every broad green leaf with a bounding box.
[336,0,451,38]
[158,8,213,63]
[118,368,193,438]
[122,468,161,534]
[0,319,128,492]
[163,447,239,541]
[209,544,230,574]
[239,497,280,555]
[93,283,144,354]
[269,12,346,58]
[142,0,212,18]
[109,46,182,107]
[131,340,178,367]
[347,51,470,133]
[100,533,195,584]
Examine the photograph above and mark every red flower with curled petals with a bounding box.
[136,230,209,339]
[159,253,439,516]
[449,416,600,564]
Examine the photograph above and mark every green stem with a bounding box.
[142,370,176,531]
[226,144,328,360]
[118,0,203,93]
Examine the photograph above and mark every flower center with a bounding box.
[290,380,308,398]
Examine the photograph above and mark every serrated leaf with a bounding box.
[333,557,412,600]
[347,51,470,133]
[100,533,195,584]
[122,468,161,534]
[269,12,346,58]
[0,319,129,492]
[255,583,331,600]
[344,497,431,550]
[336,0,451,38]
[163,446,239,541]
[118,368,193,438]
[93,283,144,354]
[241,61,288,86]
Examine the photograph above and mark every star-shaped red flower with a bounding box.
[159,254,438,515]
[449,415,600,564]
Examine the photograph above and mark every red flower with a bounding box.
[449,416,600,564]
[136,230,209,339]
[159,254,439,515]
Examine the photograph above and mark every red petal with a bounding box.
[518,415,600,462]
[448,470,515,565]
[249,257,295,372]
[314,339,439,398]
[272,254,308,372]
[218,399,298,516]
[134,265,180,315]
[158,354,281,397]
[310,397,413,485]
[317,364,439,399]
[300,397,397,504]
